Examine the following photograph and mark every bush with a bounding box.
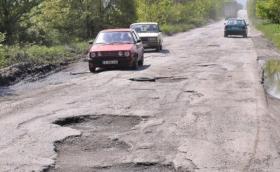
[0,42,88,69]
[0,32,5,44]
[161,24,195,35]
[0,48,6,68]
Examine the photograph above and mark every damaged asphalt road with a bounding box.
[1,10,280,172]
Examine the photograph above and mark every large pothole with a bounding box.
[50,115,171,172]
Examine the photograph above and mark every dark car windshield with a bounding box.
[95,31,134,44]
[131,24,159,33]
[227,20,246,26]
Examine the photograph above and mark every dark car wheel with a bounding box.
[131,59,139,70]
[139,55,144,67]
[243,33,248,38]
[88,62,96,73]
[156,44,162,52]
[224,33,228,37]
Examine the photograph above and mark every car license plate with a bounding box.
[102,60,118,65]
[232,27,239,30]
[143,43,148,47]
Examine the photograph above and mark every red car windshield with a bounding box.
[95,31,134,44]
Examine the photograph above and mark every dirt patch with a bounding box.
[49,115,154,172]
[0,63,66,86]
[0,57,80,86]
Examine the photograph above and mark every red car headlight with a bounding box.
[118,51,124,56]
[124,51,130,57]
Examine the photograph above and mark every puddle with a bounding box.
[49,115,152,172]
[129,76,188,83]
[264,60,280,99]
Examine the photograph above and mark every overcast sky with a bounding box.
[236,0,247,8]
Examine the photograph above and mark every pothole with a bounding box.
[129,76,188,83]
[196,63,218,67]
[91,162,177,172]
[207,44,220,47]
[49,115,148,172]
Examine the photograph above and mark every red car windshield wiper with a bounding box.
[109,42,133,44]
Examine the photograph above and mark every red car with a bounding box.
[88,29,144,72]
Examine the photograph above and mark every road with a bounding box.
[1,11,280,172]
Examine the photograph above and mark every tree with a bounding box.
[257,0,280,23]
[0,32,4,44]
[28,0,136,43]
[0,0,41,44]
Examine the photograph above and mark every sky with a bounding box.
[236,0,247,8]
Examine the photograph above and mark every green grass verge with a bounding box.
[0,42,88,69]
[256,23,280,49]
[161,24,196,36]
[265,59,280,76]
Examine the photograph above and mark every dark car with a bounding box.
[224,19,248,38]
[88,29,144,72]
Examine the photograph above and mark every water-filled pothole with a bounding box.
[49,115,152,172]
[263,59,280,99]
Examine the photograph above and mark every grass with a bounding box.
[265,59,280,77]
[0,42,88,69]
[160,17,209,36]
[161,24,196,35]
[256,23,280,49]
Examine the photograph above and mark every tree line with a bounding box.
[0,0,230,46]
[254,0,280,23]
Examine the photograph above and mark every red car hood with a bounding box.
[90,44,134,52]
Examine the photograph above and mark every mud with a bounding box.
[0,63,62,86]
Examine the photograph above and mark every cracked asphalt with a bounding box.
[1,10,280,172]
